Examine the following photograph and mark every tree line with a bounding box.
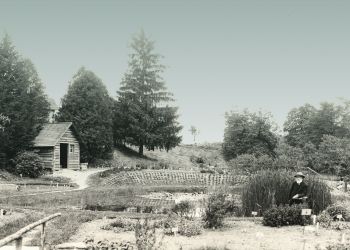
[222,102,350,175]
[0,31,182,168]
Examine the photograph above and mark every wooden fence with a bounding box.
[0,213,61,250]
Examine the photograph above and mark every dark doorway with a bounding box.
[60,143,68,168]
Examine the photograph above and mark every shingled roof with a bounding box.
[33,122,73,147]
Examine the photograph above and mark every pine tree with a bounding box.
[0,35,49,165]
[57,68,113,162]
[114,30,182,154]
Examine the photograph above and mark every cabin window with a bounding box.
[70,144,75,153]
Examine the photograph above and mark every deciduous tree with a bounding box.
[222,110,278,160]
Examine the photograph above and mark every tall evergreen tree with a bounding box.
[0,35,49,164]
[57,68,113,162]
[114,30,182,155]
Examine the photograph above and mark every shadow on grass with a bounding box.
[114,144,157,162]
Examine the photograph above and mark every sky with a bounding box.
[0,0,350,144]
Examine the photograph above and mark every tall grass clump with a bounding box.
[242,170,331,216]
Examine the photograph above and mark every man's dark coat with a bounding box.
[289,181,308,205]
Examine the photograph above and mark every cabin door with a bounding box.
[60,143,68,168]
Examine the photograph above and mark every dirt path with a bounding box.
[52,168,105,190]
[70,219,349,250]
[0,168,106,199]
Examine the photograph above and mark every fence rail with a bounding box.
[0,213,61,250]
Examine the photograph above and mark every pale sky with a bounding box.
[1,0,350,143]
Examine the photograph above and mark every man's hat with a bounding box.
[294,172,305,178]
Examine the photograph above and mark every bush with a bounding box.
[172,200,192,218]
[200,169,215,174]
[228,154,275,174]
[317,211,332,228]
[203,192,229,228]
[190,155,206,164]
[317,243,350,250]
[84,239,134,250]
[11,151,44,178]
[162,213,178,235]
[135,219,160,250]
[242,170,332,216]
[263,205,311,227]
[178,219,203,237]
[326,204,350,221]
[101,217,135,232]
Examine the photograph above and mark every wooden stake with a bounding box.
[345,181,348,192]
[15,237,22,250]
[40,222,46,250]
[341,233,345,244]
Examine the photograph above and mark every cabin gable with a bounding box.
[33,122,81,170]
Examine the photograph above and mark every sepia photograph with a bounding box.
[0,0,349,249]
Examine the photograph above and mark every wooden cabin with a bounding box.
[33,122,80,170]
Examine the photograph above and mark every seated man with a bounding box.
[289,172,308,205]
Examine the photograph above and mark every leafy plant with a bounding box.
[317,211,332,228]
[172,200,192,218]
[203,192,230,229]
[178,219,203,237]
[135,219,163,250]
[11,151,44,178]
[101,217,135,232]
[326,204,350,221]
[263,205,311,227]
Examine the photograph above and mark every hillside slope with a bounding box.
[89,143,234,187]
[111,143,229,170]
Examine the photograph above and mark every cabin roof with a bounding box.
[33,122,73,147]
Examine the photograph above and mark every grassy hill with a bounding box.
[106,143,229,170]
[89,143,240,187]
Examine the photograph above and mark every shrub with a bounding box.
[229,154,276,174]
[263,205,311,227]
[135,219,160,250]
[172,200,192,218]
[190,155,206,164]
[158,160,170,169]
[331,221,350,231]
[101,217,135,232]
[200,169,215,174]
[203,192,228,228]
[317,243,350,250]
[11,151,44,178]
[143,206,154,213]
[162,213,178,235]
[317,211,332,228]
[326,204,350,221]
[242,170,332,216]
[84,239,134,250]
[178,219,203,237]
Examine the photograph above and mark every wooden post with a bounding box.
[40,222,46,250]
[341,232,346,244]
[15,237,22,250]
[345,180,348,192]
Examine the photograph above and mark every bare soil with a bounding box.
[69,218,350,250]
